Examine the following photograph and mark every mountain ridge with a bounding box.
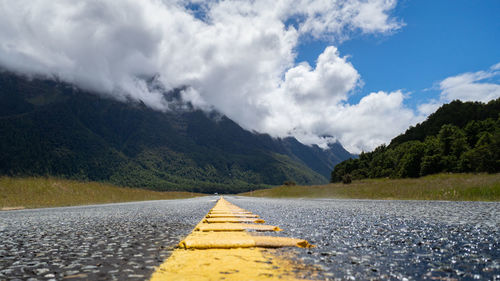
[0,71,354,193]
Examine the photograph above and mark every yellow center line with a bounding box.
[149,197,315,281]
[205,213,260,218]
[195,223,282,232]
[204,217,266,223]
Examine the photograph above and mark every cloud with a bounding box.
[262,86,421,153]
[439,65,500,103]
[283,0,403,40]
[283,46,360,104]
[0,0,404,153]
[330,91,421,152]
[417,101,441,116]
[419,63,500,115]
[491,62,500,71]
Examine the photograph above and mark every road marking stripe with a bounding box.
[209,209,248,213]
[150,248,314,281]
[179,232,311,249]
[195,223,281,232]
[205,213,260,218]
[203,217,266,223]
[150,197,314,280]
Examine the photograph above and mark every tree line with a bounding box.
[331,99,500,182]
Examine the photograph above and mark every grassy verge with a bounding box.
[0,177,204,210]
[241,173,500,201]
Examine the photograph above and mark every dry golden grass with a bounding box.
[241,173,500,201]
[0,177,203,209]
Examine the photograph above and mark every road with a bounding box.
[1,196,499,280]
[0,198,214,280]
[231,197,500,280]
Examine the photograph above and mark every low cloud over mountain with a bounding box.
[0,0,414,153]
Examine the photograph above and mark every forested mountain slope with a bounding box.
[0,71,354,193]
[331,99,500,182]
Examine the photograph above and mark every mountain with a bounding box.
[0,71,354,193]
[277,137,354,179]
[331,99,500,182]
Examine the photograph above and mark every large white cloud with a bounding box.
[257,46,421,153]
[0,0,406,153]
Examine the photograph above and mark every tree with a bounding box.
[397,141,425,178]
[437,125,469,171]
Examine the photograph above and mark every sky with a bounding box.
[0,0,499,153]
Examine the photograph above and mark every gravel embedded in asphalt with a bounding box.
[230,197,500,281]
[1,196,499,280]
[0,197,214,280]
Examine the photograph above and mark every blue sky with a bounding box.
[296,0,500,109]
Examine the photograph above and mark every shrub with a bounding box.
[342,174,352,184]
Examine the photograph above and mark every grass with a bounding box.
[241,173,500,201]
[0,177,204,210]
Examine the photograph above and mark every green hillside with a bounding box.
[0,72,353,193]
[331,99,500,182]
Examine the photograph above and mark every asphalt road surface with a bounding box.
[231,196,500,280]
[0,198,214,281]
[1,196,499,280]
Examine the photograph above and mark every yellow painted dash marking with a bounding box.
[195,223,281,232]
[205,213,260,218]
[204,217,266,223]
[150,248,314,281]
[150,197,315,281]
[179,232,311,249]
